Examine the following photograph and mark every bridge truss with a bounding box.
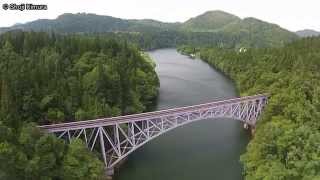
[39,94,268,172]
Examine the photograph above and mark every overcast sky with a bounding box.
[0,0,319,31]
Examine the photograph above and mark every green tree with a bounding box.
[62,139,104,180]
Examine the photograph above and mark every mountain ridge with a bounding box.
[296,29,320,37]
[1,10,294,33]
[0,10,299,48]
[181,10,241,32]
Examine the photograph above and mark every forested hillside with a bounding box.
[111,31,238,50]
[180,10,240,32]
[179,38,320,179]
[0,11,299,49]
[0,13,177,34]
[221,17,298,48]
[0,31,159,179]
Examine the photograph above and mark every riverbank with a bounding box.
[183,39,320,179]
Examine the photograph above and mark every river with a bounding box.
[114,49,250,180]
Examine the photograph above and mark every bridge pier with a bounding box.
[105,168,114,179]
[243,123,256,135]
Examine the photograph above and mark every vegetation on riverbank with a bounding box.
[0,31,159,179]
[179,37,320,179]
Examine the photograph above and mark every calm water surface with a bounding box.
[115,49,250,180]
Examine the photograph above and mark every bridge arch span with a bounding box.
[39,94,268,173]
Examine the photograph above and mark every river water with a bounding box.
[115,49,250,180]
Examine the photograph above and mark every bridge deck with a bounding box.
[39,94,267,132]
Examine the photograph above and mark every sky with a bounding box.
[0,0,319,31]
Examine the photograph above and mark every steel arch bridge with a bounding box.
[39,94,268,174]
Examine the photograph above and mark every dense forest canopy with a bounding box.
[179,37,320,179]
[0,31,159,179]
[0,31,159,126]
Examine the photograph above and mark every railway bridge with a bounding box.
[39,94,268,175]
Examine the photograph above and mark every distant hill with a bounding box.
[296,29,320,37]
[130,19,180,30]
[179,11,298,47]
[0,11,299,48]
[221,17,298,47]
[5,13,171,33]
[181,10,240,32]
